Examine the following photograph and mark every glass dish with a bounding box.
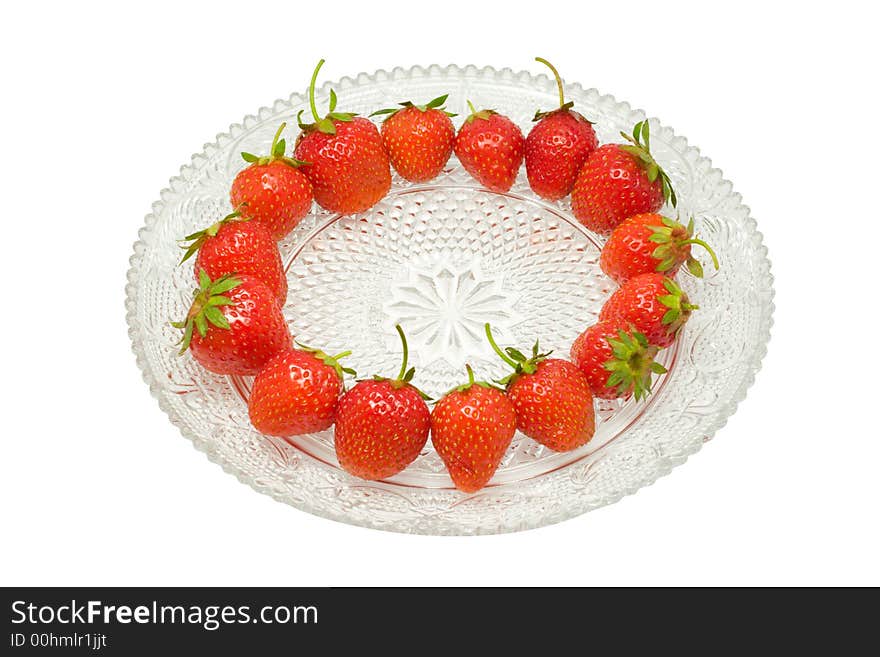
[126,65,774,534]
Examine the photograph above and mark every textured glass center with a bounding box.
[385,258,521,368]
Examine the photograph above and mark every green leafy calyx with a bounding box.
[463,99,497,124]
[444,364,503,396]
[656,277,699,334]
[603,328,666,401]
[369,94,457,122]
[177,209,246,265]
[485,323,552,387]
[171,271,242,355]
[240,122,308,167]
[657,277,700,333]
[619,121,677,207]
[646,215,720,277]
[295,341,357,380]
[297,59,357,136]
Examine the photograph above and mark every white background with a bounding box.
[2,1,877,586]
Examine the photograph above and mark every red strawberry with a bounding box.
[485,324,595,452]
[248,345,354,438]
[600,273,697,348]
[601,214,719,284]
[570,320,666,401]
[334,325,430,480]
[371,95,456,183]
[174,272,291,376]
[294,60,391,214]
[571,121,676,234]
[229,122,314,240]
[179,211,287,304]
[430,365,517,493]
[453,101,524,193]
[524,57,598,200]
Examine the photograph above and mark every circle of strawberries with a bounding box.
[170,57,721,494]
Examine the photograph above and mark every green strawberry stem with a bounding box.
[331,350,352,360]
[358,325,427,397]
[484,323,551,386]
[484,324,518,369]
[270,122,284,153]
[299,59,356,135]
[395,324,409,382]
[308,59,325,124]
[533,57,580,121]
[535,57,565,108]
[465,363,476,387]
[466,100,477,115]
[390,325,429,397]
[679,238,720,270]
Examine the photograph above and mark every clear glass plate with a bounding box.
[126,65,774,534]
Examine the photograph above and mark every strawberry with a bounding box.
[229,122,314,240]
[179,211,287,304]
[248,345,355,438]
[173,272,290,376]
[485,324,595,452]
[371,95,456,183]
[571,121,677,234]
[600,273,697,348]
[570,320,666,401]
[453,101,524,193]
[524,57,598,200]
[600,214,719,284]
[294,60,391,214]
[334,325,430,480]
[430,365,517,493]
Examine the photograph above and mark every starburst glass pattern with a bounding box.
[385,258,521,368]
